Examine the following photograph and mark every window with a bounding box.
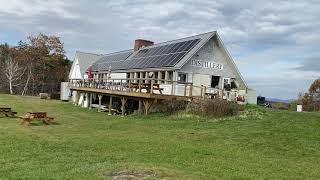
[178,73,187,82]
[211,76,220,88]
[223,78,231,91]
[231,79,237,89]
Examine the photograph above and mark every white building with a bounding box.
[69,31,256,108]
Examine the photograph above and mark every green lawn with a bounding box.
[0,94,320,179]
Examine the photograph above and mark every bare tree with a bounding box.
[3,56,25,94]
[21,64,32,96]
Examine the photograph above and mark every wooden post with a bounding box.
[120,79,123,91]
[203,86,207,99]
[138,80,141,92]
[89,93,92,109]
[108,96,113,115]
[158,71,161,83]
[171,81,174,95]
[138,100,142,113]
[81,93,85,107]
[134,72,138,83]
[165,71,169,84]
[75,91,80,106]
[120,97,127,117]
[98,94,103,112]
[143,99,154,115]
[140,72,143,83]
[189,84,193,97]
[150,80,154,94]
[184,83,187,96]
[200,85,204,97]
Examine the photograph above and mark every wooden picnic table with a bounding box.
[129,82,163,94]
[19,112,54,126]
[0,107,17,117]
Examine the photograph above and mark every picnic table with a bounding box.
[129,82,163,94]
[19,112,54,126]
[0,107,17,117]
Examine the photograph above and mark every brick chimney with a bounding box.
[134,39,154,51]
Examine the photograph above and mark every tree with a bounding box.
[299,78,320,111]
[0,33,71,97]
[3,56,25,94]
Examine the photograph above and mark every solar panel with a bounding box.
[92,51,133,71]
[125,38,201,69]
[92,38,201,71]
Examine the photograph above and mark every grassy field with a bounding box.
[0,94,320,179]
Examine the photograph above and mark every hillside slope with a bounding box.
[0,94,320,179]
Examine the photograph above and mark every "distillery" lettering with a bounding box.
[191,60,223,70]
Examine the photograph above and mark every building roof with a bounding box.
[75,51,103,74]
[91,50,133,72]
[91,31,216,72]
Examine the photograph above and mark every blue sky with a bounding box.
[0,0,319,99]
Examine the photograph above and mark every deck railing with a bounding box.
[69,78,196,97]
[69,78,239,100]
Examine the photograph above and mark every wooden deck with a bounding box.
[69,78,197,101]
[69,78,241,114]
[69,78,199,115]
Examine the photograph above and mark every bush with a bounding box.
[238,105,266,120]
[187,99,240,117]
[151,100,188,113]
[271,102,289,110]
[289,100,298,111]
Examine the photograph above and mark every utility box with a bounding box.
[297,105,303,112]
[60,82,70,101]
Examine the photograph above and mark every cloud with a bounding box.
[0,0,319,99]
[294,56,320,72]
[0,0,78,18]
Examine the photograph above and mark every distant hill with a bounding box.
[265,98,295,104]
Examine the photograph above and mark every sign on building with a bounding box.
[191,60,223,70]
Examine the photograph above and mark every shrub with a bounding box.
[271,102,289,110]
[187,99,240,117]
[289,100,298,111]
[238,105,266,120]
[151,100,188,113]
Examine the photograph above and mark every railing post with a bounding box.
[151,80,154,94]
[171,80,174,95]
[138,80,141,92]
[184,83,187,97]
[189,84,193,97]
[203,86,206,99]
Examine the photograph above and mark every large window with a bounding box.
[178,73,187,83]
[211,76,220,88]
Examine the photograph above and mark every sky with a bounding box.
[0,0,319,99]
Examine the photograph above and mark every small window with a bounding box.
[231,79,237,89]
[211,76,220,88]
[178,73,187,82]
[223,78,231,91]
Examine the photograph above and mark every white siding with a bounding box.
[69,59,82,79]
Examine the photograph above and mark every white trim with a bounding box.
[215,33,248,88]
